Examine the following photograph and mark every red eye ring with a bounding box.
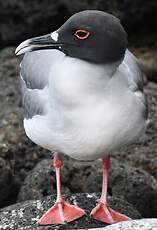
[74,29,91,40]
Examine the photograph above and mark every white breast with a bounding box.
[24,55,147,161]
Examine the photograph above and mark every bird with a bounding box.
[15,10,148,225]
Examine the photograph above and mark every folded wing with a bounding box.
[122,50,148,119]
[20,50,64,118]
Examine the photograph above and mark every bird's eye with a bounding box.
[74,29,91,40]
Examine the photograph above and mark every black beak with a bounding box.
[15,32,63,56]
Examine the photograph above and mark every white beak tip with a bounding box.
[51,31,59,42]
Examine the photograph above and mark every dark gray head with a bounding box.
[15,10,127,64]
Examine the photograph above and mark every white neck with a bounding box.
[49,56,121,107]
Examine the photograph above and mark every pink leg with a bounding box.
[90,156,130,224]
[37,152,85,225]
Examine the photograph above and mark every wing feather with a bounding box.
[122,50,148,118]
[20,50,64,118]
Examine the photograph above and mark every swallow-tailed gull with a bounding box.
[15,10,148,225]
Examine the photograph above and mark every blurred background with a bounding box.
[0,0,157,220]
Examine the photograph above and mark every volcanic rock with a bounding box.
[0,193,141,230]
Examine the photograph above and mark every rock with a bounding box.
[18,158,157,218]
[0,47,48,207]
[109,160,157,218]
[72,158,157,217]
[18,158,103,202]
[0,1,156,47]
[104,218,157,230]
[0,193,141,230]
[17,158,102,202]
[0,47,20,120]
[18,159,70,202]
[0,157,13,206]
[0,156,20,209]
[131,47,157,82]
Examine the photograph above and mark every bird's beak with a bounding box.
[15,31,63,56]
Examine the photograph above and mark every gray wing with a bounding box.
[20,50,64,118]
[122,50,148,119]
[21,78,47,119]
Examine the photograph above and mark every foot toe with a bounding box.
[37,201,85,225]
[91,202,130,224]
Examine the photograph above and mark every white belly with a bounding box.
[24,90,146,161]
[23,55,147,161]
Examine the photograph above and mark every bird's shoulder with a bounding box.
[20,50,64,89]
[121,49,145,92]
[20,50,64,119]
[119,49,148,118]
